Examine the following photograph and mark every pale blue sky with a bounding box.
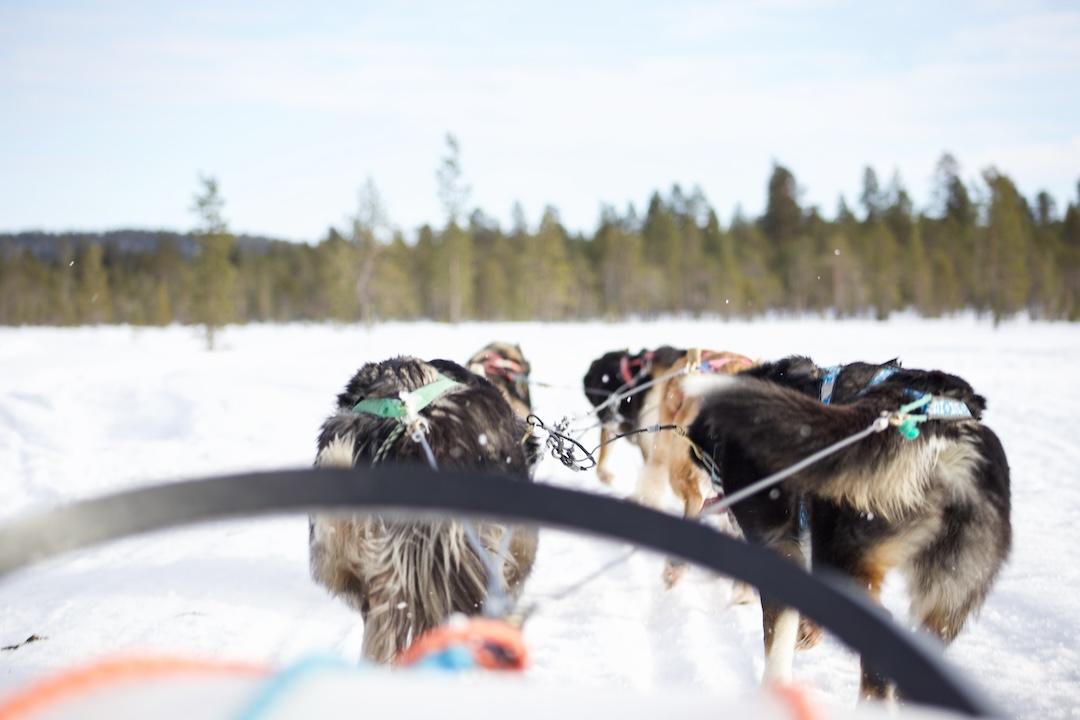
[2,1,1078,241]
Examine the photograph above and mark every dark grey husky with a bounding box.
[309,356,540,664]
[684,356,1011,702]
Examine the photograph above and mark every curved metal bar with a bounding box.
[0,467,1002,717]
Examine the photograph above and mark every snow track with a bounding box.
[1,317,1078,718]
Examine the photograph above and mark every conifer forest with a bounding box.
[3,153,1079,330]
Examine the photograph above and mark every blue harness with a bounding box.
[801,364,971,533]
[820,365,972,419]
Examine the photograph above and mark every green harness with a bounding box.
[351,373,463,419]
[351,372,464,468]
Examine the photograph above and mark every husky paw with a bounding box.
[663,558,688,589]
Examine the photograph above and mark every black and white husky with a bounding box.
[581,346,686,485]
[684,357,1011,701]
[308,356,540,664]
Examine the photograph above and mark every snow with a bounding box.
[1,317,1078,719]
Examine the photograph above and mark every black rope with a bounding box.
[528,414,597,472]
[527,415,683,473]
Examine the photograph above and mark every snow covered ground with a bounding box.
[1,317,1077,718]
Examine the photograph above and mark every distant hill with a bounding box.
[0,230,290,260]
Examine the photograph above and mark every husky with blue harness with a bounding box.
[683,356,1012,704]
[308,356,540,665]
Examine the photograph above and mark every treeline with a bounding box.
[2,154,1080,330]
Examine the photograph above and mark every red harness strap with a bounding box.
[698,352,754,373]
[618,351,654,385]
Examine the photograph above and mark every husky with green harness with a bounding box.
[308,356,540,665]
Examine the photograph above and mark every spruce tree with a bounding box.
[436,134,474,322]
[74,241,113,325]
[470,210,512,321]
[931,154,978,309]
[190,175,236,350]
[982,169,1033,325]
[761,164,805,310]
[1061,182,1080,319]
[702,208,744,317]
[643,194,683,313]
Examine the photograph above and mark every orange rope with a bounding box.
[0,655,269,720]
[395,617,529,671]
[772,683,824,720]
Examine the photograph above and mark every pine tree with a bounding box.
[1061,182,1080,319]
[519,207,572,321]
[374,232,421,320]
[74,241,113,324]
[930,153,978,309]
[822,197,865,317]
[643,193,683,313]
[982,169,1033,325]
[54,238,77,325]
[470,210,512,321]
[677,186,711,316]
[156,234,191,323]
[859,218,901,320]
[883,173,926,309]
[906,220,933,315]
[350,178,394,326]
[151,281,173,326]
[1,246,36,324]
[190,175,236,350]
[436,134,474,322]
[1028,189,1065,318]
[731,208,782,315]
[860,167,885,223]
[435,222,474,321]
[592,207,649,319]
[414,225,439,319]
[701,209,744,317]
[762,164,814,312]
[319,229,360,323]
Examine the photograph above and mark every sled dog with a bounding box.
[467,342,533,420]
[684,357,1011,701]
[584,346,759,598]
[581,346,685,485]
[308,356,540,664]
[633,349,757,588]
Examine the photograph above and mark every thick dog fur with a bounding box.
[581,346,686,485]
[684,357,1012,701]
[308,356,540,665]
[467,342,532,420]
